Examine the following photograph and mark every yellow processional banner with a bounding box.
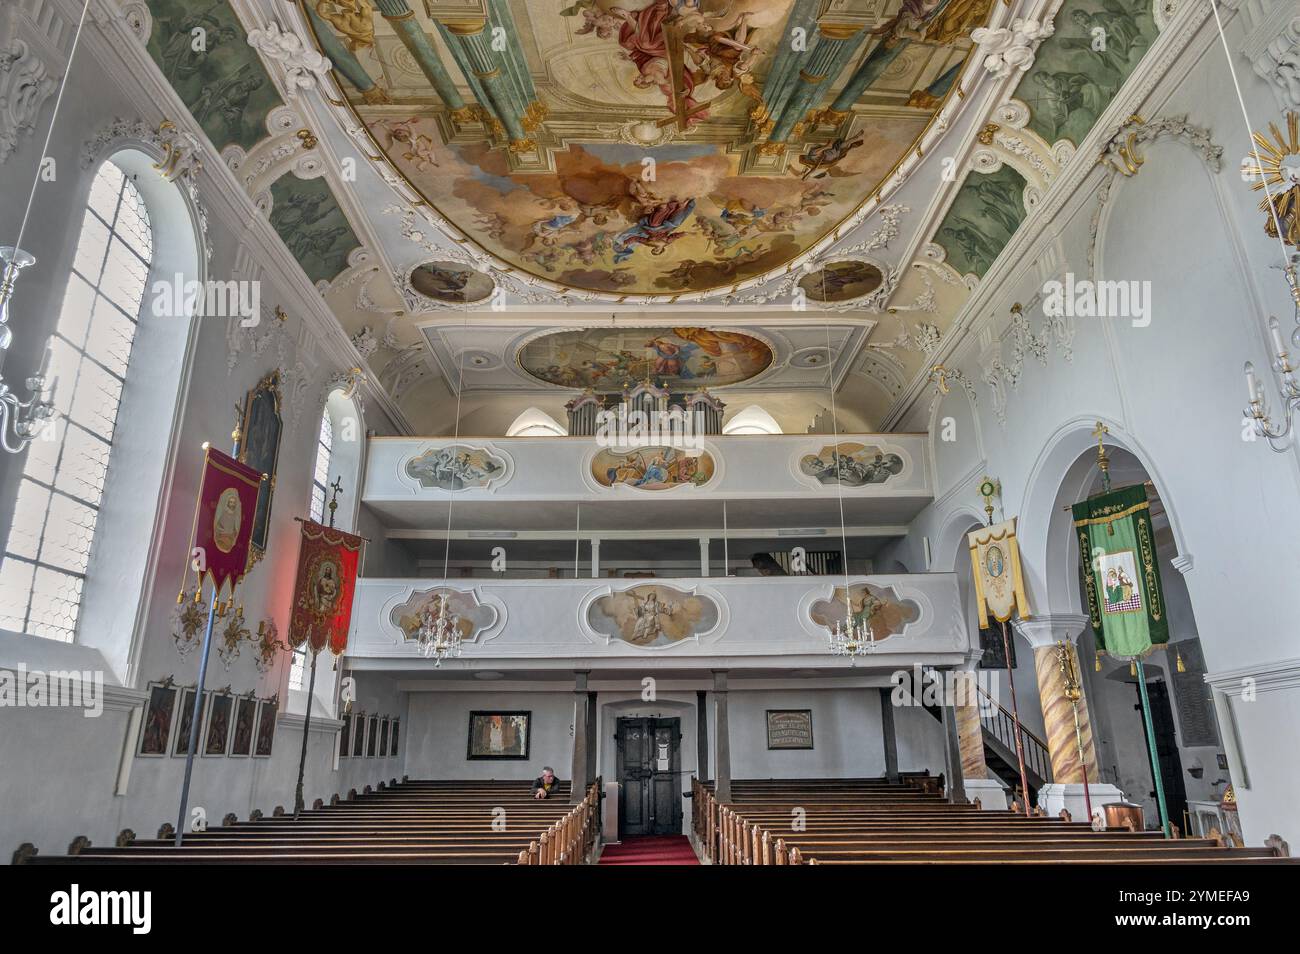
[967,518,1032,627]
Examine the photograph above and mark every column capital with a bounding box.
[711,670,729,691]
[1012,613,1090,649]
[573,670,590,691]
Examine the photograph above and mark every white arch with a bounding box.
[506,406,567,437]
[722,404,782,435]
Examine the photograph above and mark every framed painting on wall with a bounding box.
[338,712,352,758]
[766,709,814,750]
[138,683,177,756]
[390,719,400,758]
[467,711,531,760]
[366,715,379,757]
[253,698,277,757]
[239,370,283,564]
[379,717,390,758]
[352,713,366,757]
[230,696,257,757]
[172,688,202,757]
[204,693,234,756]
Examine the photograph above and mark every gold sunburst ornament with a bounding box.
[1241,111,1300,263]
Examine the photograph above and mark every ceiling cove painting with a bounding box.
[519,327,772,391]
[933,163,1027,278]
[144,0,284,152]
[1012,0,1159,148]
[268,176,362,283]
[302,0,996,296]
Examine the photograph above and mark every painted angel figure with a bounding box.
[630,589,676,644]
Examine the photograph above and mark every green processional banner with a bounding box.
[1072,483,1168,659]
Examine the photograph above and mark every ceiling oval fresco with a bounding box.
[303,0,994,297]
[518,327,773,391]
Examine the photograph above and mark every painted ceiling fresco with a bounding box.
[933,0,1158,278]
[268,176,361,283]
[304,0,996,297]
[518,327,772,391]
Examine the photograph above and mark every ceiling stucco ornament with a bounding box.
[928,364,977,407]
[970,18,1056,79]
[80,117,212,262]
[969,100,1061,203]
[1248,15,1300,110]
[0,38,58,164]
[247,22,332,98]
[1086,113,1223,277]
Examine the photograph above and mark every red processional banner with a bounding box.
[288,520,364,655]
[189,446,264,596]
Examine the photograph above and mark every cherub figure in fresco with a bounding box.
[612,198,697,262]
[521,212,582,252]
[793,134,866,179]
[574,5,623,39]
[473,211,507,243]
[714,195,767,236]
[681,11,764,91]
[316,0,377,52]
[374,118,439,171]
[560,232,612,267]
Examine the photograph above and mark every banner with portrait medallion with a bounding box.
[967,517,1031,627]
[287,520,364,655]
[188,447,264,597]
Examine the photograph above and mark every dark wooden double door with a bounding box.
[615,717,682,837]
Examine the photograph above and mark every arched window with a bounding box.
[290,403,337,690]
[0,160,154,641]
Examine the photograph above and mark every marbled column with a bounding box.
[1016,615,1100,785]
[953,670,988,781]
[713,671,732,802]
[570,671,590,803]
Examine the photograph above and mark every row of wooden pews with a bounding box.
[24,779,600,865]
[691,777,1295,864]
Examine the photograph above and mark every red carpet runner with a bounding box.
[598,836,700,865]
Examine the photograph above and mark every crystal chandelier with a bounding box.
[0,247,59,453]
[828,611,876,660]
[416,598,462,667]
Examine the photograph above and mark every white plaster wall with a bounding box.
[876,11,1300,844]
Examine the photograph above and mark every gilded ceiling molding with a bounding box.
[222,104,325,208]
[970,100,1070,211]
[1086,114,1223,278]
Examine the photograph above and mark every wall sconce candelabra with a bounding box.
[1242,261,1300,452]
[0,247,59,453]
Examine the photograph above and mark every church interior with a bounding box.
[2,0,1300,906]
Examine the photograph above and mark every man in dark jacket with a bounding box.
[532,766,560,799]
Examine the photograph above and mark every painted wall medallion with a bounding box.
[799,443,904,486]
[390,588,498,643]
[587,584,720,647]
[520,327,772,392]
[810,583,920,642]
[405,444,506,491]
[797,260,884,302]
[410,261,496,304]
[592,445,715,490]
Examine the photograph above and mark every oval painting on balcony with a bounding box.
[519,327,772,392]
[810,583,920,642]
[588,584,720,648]
[390,588,498,643]
[593,445,715,490]
[799,442,905,486]
[405,444,507,491]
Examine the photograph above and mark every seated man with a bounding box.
[532,766,560,799]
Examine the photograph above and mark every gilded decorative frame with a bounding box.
[239,370,284,565]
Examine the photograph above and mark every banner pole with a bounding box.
[174,596,218,846]
[998,618,1032,817]
[1134,659,1171,837]
[1070,701,1093,822]
[293,648,319,818]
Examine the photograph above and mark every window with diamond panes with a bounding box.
[0,161,154,641]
